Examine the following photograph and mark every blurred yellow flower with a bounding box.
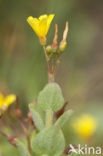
[27,14,54,45]
[0,93,16,115]
[73,114,97,140]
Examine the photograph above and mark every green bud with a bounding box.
[59,41,67,52]
[46,45,52,54]
[52,46,58,53]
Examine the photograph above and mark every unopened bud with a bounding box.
[51,24,58,53]
[63,22,69,41]
[46,45,52,54]
[59,21,69,52]
[59,41,67,52]
[52,46,58,53]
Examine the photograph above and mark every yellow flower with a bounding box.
[0,93,16,115]
[73,114,97,140]
[27,14,55,45]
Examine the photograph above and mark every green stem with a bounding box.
[27,134,32,154]
[48,73,54,83]
[43,46,54,126]
[46,109,53,126]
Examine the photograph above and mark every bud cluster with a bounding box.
[46,22,69,55]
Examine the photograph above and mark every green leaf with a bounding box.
[55,110,73,128]
[15,139,31,156]
[31,126,65,156]
[31,130,37,145]
[37,83,64,112]
[29,104,44,131]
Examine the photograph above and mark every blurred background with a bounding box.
[0,0,103,155]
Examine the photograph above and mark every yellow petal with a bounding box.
[0,93,4,108]
[46,14,55,34]
[27,14,55,39]
[39,17,48,37]
[39,14,48,20]
[4,94,16,107]
[27,16,34,21]
[39,14,54,37]
[27,16,39,26]
[27,16,41,37]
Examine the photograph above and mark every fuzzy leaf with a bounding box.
[55,110,73,128]
[15,139,31,156]
[29,104,44,131]
[37,83,64,112]
[31,126,65,156]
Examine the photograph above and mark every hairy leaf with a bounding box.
[55,110,73,128]
[15,139,31,156]
[31,126,65,156]
[37,83,64,112]
[29,104,44,131]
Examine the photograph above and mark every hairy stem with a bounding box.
[43,46,50,74]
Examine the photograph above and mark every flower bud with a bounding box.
[52,46,58,53]
[51,24,58,53]
[46,45,52,54]
[59,21,69,52]
[59,41,67,52]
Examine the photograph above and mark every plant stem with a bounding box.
[48,73,54,83]
[27,120,32,155]
[46,109,53,126]
[53,62,59,75]
[43,46,50,74]
[53,53,62,75]
[52,55,55,72]
[19,119,32,154]
[27,134,32,154]
[43,46,54,126]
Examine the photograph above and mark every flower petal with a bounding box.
[39,14,48,21]
[46,14,55,34]
[27,14,55,40]
[39,18,48,37]
[27,16,41,37]
[4,94,16,107]
[0,93,4,108]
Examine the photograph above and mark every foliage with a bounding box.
[14,14,73,156]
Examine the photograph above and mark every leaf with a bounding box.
[15,139,31,156]
[31,130,37,144]
[55,110,73,128]
[31,126,65,156]
[29,104,44,131]
[37,83,64,112]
